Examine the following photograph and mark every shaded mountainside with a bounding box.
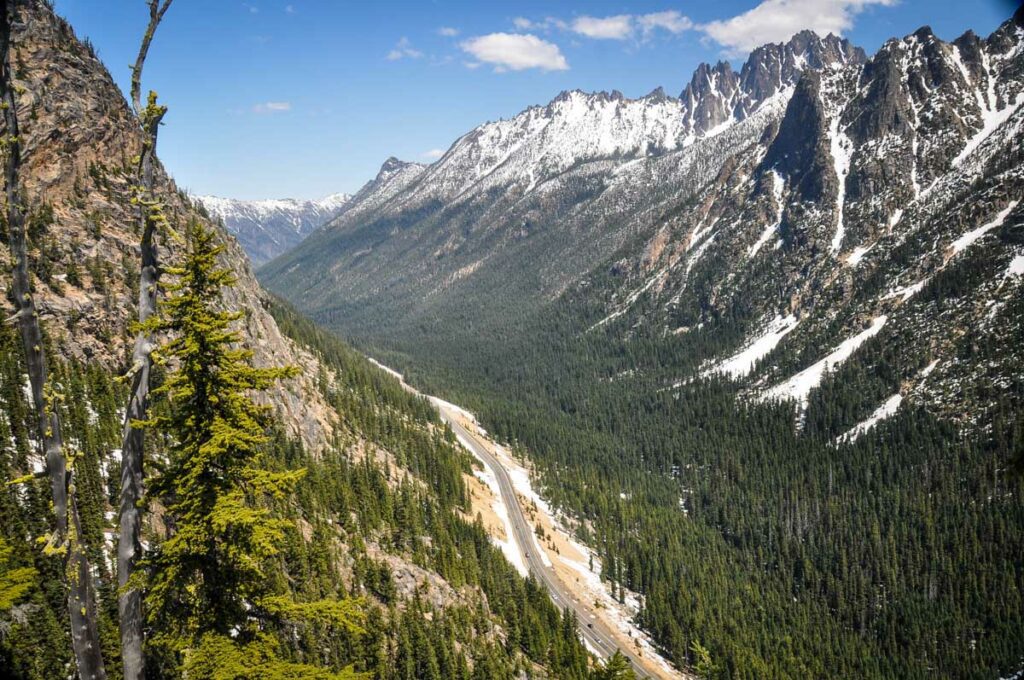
[197,192,351,266]
[264,9,1024,679]
[0,3,595,679]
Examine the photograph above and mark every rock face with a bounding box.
[679,32,865,139]
[264,9,1024,434]
[577,8,1024,429]
[196,193,351,266]
[1,0,336,450]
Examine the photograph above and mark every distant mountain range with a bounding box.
[262,14,1024,434]
[196,192,351,265]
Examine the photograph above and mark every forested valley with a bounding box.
[338,239,1024,678]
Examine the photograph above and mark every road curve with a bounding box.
[435,403,659,679]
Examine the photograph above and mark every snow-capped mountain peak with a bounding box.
[680,31,867,141]
[196,192,352,265]
[380,30,867,207]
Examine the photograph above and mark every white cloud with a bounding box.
[387,37,423,61]
[243,2,259,13]
[700,0,896,55]
[437,26,459,37]
[422,149,446,159]
[284,4,294,13]
[460,33,569,72]
[571,15,633,40]
[512,17,533,30]
[637,10,693,36]
[252,101,291,114]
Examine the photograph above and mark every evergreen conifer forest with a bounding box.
[3,0,1024,679]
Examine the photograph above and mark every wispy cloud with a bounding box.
[509,3,890,57]
[512,16,567,33]
[387,37,424,61]
[700,0,896,54]
[422,148,446,160]
[242,2,259,14]
[284,4,295,14]
[515,11,694,42]
[252,101,291,114]
[637,11,693,37]
[460,33,569,72]
[571,15,633,40]
[437,26,459,37]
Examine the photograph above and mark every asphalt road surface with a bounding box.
[435,402,661,679]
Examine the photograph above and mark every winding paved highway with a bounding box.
[434,401,666,679]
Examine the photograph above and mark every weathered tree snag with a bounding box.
[118,3,172,679]
[1,2,107,678]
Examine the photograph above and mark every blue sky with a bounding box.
[54,0,1015,200]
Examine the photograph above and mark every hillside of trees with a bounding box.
[350,260,1024,678]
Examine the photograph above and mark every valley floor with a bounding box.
[368,359,687,680]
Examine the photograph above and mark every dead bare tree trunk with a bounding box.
[117,3,171,679]
[1,2,107,678]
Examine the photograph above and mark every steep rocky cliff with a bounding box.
[3,1,335,448]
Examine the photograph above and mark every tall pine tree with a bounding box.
[138,221,363,677]
[0,537,33,611]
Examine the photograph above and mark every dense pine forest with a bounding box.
[351,257,1024,678]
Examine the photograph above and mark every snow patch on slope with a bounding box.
[707,314,799,379]
[828,114,853,253]
[762,316,888,406]
[952,91,1024,168]
[846,244,873,266]
[839,393,903,443]
[950,201,1019,256]
[1005,253,1024,278]
[749,170,785,257]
